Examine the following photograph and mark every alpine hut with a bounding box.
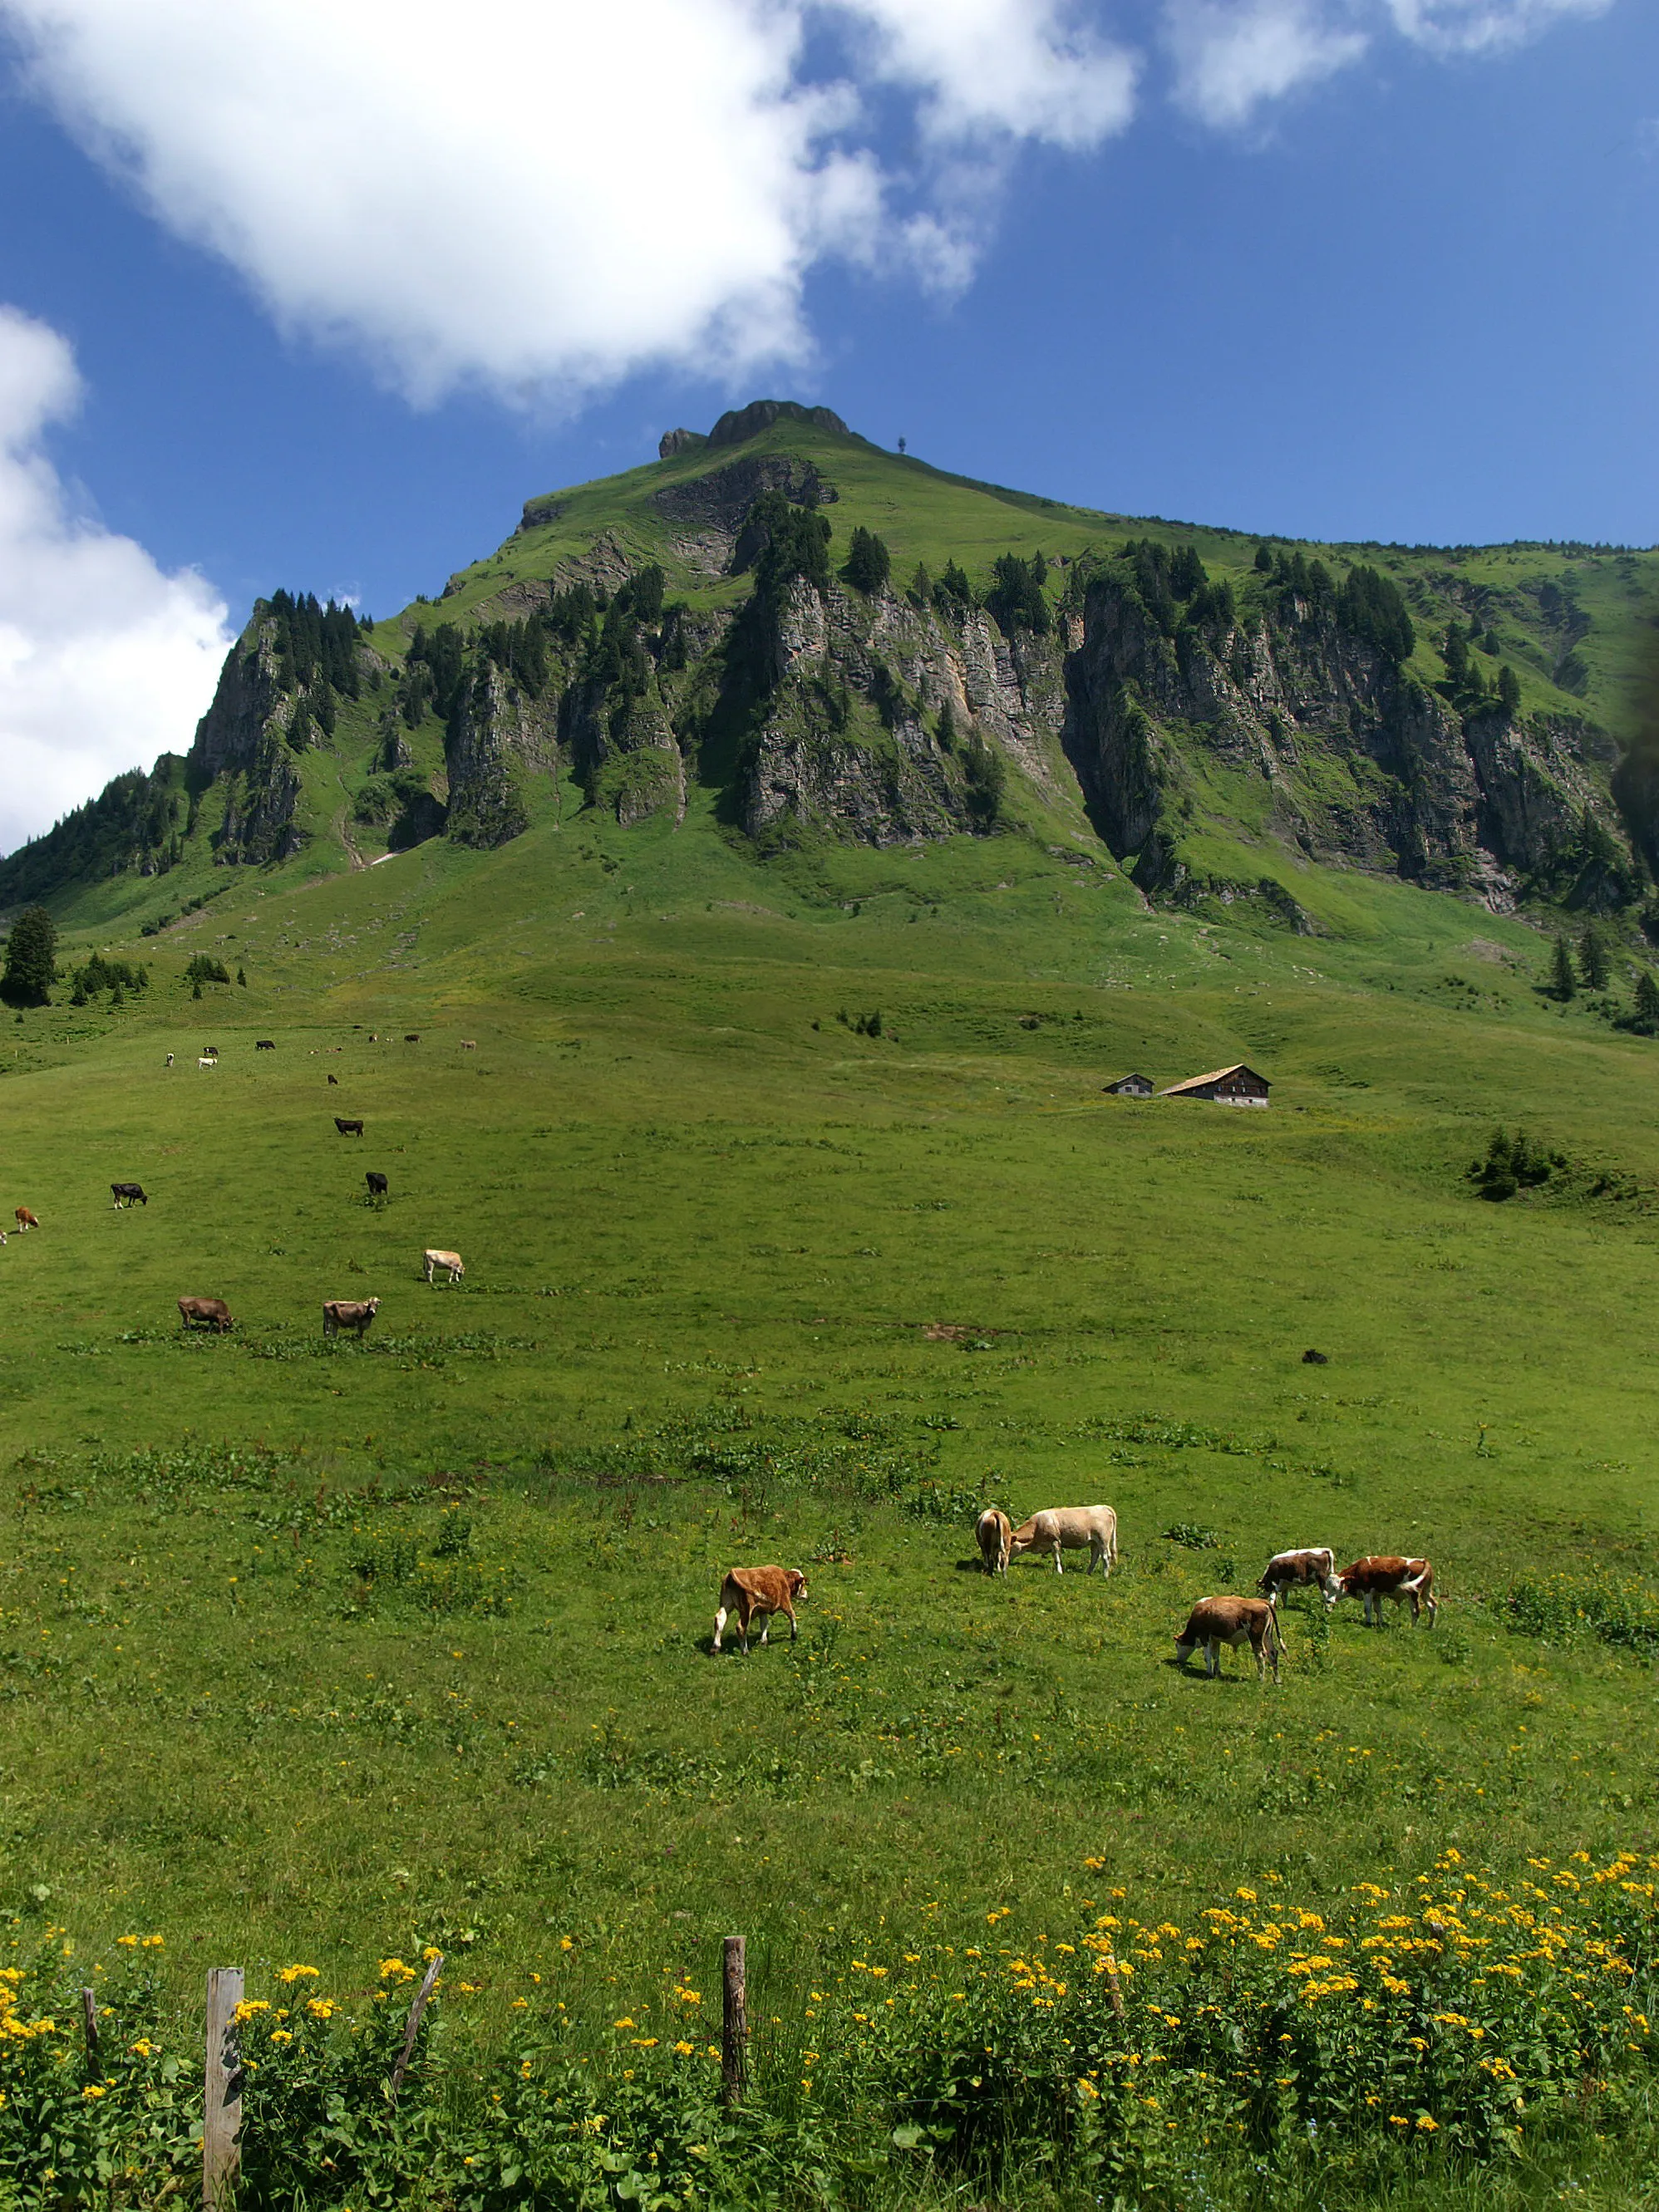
[1159,1064,1271,1107]
[1105,1073,1154,1097]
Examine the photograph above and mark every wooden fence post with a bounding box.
[80,1988,101,2081]
[204,1969,244,2212]
[388,1951,443,2106]
[721,1936,747,2107]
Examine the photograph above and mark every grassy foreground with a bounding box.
[1,810,1657,2203]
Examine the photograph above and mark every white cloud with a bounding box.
[0,0,1138,407]
[1165,0,1612,125]
[0,306,229,860]
[1384,0,1612,56]
[1165,0,1367,127]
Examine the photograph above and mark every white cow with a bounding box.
[198,1056,216,1069]
[1008,1506,1118,1575]
[423,1249,465,1285]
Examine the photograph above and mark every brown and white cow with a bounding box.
[178,1296,234,1334]
[1175,1595,1284,1683]
[1337,1556,1438,1627]
[13,1207,37,1231]
[1258,1547,1341,1608]
[712,1566,807,1655]
[1008,1505,1118,1575]
[422,1249,465,1285]
[322,1296,380,1339]
[976,1507,1012,1576]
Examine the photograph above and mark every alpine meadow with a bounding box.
[2,401,1659,2211]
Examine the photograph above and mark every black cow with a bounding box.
[255,1040,276,1050]
[334,1117,364,1138]
[365,1172,389,1197]
[327,1074,339,1085]
[404,1034,421,1043]
[111,1182,148,1208]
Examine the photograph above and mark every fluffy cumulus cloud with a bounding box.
[0,307,229,856]
[1164,0,1615,126]
[0,0,1136,407]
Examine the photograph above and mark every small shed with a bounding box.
[1159,1063,1271,1107]
[1104,1072,1154,1097]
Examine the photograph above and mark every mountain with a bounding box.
[5,396,1656,936]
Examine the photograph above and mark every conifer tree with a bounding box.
[1580,927,1609,991]
[1498,663,1522,714]
[0,907,56,1006]
[237,968,248,987]
[1551,934,1577,1000]
[842,527,891,596]
[1636,968,1659,1031]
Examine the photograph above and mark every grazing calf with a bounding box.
[327,1074,339,1086]
[198,1056,216,1069]
[255,1040,275,1050]
[365,1172,389,1198]
[404,1034,420,1043]
[1258,1547,1341,1608]
[712,1566,807,1655]
[976,1507,1012,1576]
[461,1040,476,1049]
[1175,1595,1283,1683]
[422,1249,464,1285]
[201,1045,218,1059]
[178,1296,234,1333]
[14,1207,37,1231]
[334,1117,365,1138]
[1337,1556,1438,1627]
[322,1296,380,1339]
[111,1184,148,1208]
[1008,1505,1118,1575]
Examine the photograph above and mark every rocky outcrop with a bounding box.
[652,455,836,550]
[1062,573,1630,908]
[706,400,847,448]
[188,615,308,864]
[445,664,559,848]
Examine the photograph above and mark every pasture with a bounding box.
[1,818,1657,2200]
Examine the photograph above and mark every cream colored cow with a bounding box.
[422,1249,465,1285]
[1008,1506,1118,1575]
[976,1507,1012,1576]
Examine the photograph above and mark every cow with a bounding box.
[461,1040,477,1050]
[365,1172,389,1198]
[111,1184,148,1208]
[178,1296,234,1334]
[422,1249,464,1285]
[327,1074,339,1086]
[404,1034,420,1044]
[712,1566,807,1655]
[976,1507,1012,1576]
[165,1053,174,1068]
[334,1118,365,1138]
[322,1297,380,1339]
[1175,1595,1284,1683]
[1258,1547,1342,1609]
[255,1040,275,1050]
[202,1045,218,1059]
[1337,1556,1438,1627]
[14,1207,37,1231]
[198,1057,217,1070]
[1008,1505,1118,1576]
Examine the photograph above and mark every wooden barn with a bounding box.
[1104,1072,1154,1097]
[1159,1063,1271,1107]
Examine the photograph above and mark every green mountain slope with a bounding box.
[4,396,1657,956]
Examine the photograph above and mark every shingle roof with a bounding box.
[1158,1063,1269,1097]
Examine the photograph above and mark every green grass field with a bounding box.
[2,795,1659,2204]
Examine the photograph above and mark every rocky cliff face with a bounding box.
[445,663,559,848]
[1061,573,1630,912]
[188,616,306,864]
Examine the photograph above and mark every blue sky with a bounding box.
[0,0,1651,848]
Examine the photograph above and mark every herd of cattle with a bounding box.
[7,1040,469,1337]
[711,1526,1436,1677]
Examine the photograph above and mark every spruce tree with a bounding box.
[1580,927,1610,991]
[237,967,248,987]
[1635,969,1659,1031]
[0,907,56,1006]
[1498,663,1521,714]
[1551,934,1577,1001]
[843,527,892,596]
[1444,623,1469,687]
[1253,543,1275,573]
